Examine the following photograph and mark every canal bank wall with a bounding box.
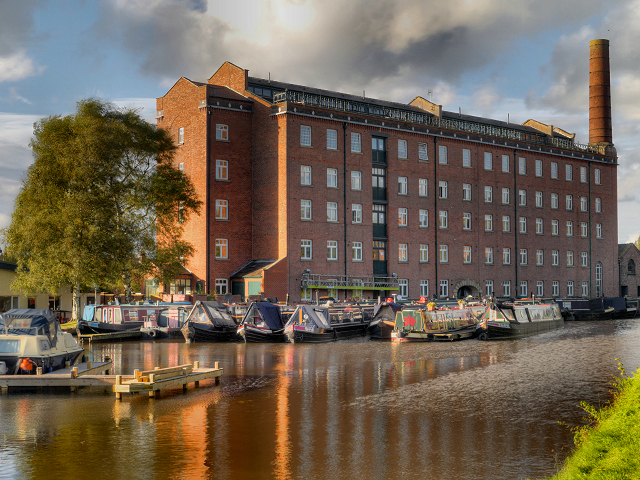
[550,364,640,479]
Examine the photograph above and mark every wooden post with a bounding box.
[149,390,156,398]
[133,369,140,381]
[65,360,70,368]
[215,361,220,369]
[71,367,78,379]
[194,361,200,369]
[183,383,188,391]
[115,375,122,400]
[36,367,42,376]
[87,360,92,369]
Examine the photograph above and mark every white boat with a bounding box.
[0,309,85,375]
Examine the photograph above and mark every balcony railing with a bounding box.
[301,273,398,290]
[372,187,387,201]
[373,223,387,238]
[372,150,386,164]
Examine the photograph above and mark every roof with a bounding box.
[619,243,640,258]
[230,260,278,279]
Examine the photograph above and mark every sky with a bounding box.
[1,0,640,248]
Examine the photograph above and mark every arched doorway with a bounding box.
[457,286,473,298]
[453,278,481,299]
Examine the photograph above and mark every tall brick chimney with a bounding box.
[589,39,612,145]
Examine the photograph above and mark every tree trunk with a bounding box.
[122,271,133,304]
[72,283,82,321]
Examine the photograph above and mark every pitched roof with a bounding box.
[230,260,278,279]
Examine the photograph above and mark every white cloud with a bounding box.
[112,97,158,123]
[0,51,41,83]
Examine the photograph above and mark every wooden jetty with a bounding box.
[0,360,223,399]
[78,329,142,343]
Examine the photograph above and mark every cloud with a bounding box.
[0,1,45,83]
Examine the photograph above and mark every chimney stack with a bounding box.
[589,39,612,145]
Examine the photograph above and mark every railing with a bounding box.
[372,187,387,202]
[372,223,387,238]
[273,89,613,157]
[372,150,386,164]
[301,273,398,290]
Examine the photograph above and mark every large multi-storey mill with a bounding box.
[156,39,618,302]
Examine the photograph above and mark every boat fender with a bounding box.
[477,332,488,341]
[149,330,156,337]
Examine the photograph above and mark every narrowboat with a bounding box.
[368,302,404,339]
[391,304,485,342]
[141,305,192,339]
[283,305,335,343]
[181,301,239,342]
[477,300,564,340]
[237,302,286,343]
[0,309,85,375]
[327,304,375,339]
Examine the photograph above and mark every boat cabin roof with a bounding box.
[242,302,284,330]
[286,305,331,329]
[0,309,59,347]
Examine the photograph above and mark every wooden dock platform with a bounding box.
[78,329,142,343]
[0,361,115,391]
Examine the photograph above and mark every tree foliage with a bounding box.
[1,99,200,319]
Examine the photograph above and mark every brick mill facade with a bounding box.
[156,39,619,303]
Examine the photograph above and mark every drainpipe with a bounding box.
[206,107,211,295]
[513,149,518,297]
[434,136,438,298]
[588,162,593,297]
[343,123,348,298]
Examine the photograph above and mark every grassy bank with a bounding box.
[550,362,640,479]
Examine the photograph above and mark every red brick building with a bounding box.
[156,40,619,302]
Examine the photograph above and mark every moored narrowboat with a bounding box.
[237,302,286,343]
[391,304,484,342]
[181,301,239,342]
[368,302,404,339]
[327,304,374,339]
[283,305,335,343]
[477,300,563,340]
[141,305,192,339]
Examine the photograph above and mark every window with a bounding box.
[552,281,559,297]
[215,199,228,220]
[420,280,429,297]
[463,212,472,230]
[398,208,408,226]
[300,125,311,146]
[373,204,386,224]
[327,168,337,188]
[351,171,362,190]
[420,244,429,262]
[301,165,312,185]
[178,127,184,144]
[327,241,338,260]
[215,239,228,259]
[519,189,526,206]
[536,191,543,208]
[536,249,544,265]
[463,183,471,201]
[551,193,559,209]
[352,204,362,223]
[301,239,312,260]
[580,166,587,183]
[179,162,184,171]
[398,140,408,159]
[352,242,362,261]
[439,279,449,298]
[502,155,510,173]
[567,251,574,267]
[419,143,428,161]
[503,248,511,265]
[596,262,603,296]
[537,281,544,297]
[215,279,228,295]
[439,210,448,228]
[484,186,493,203]
[567,281,574,297]
[535,159,542,177]
[439,245,448,263]
[327,202,338,222]
[566,221,573,237]
[566,195,573,210]
[485,247,494,264]
[595,168,601,185]
[596,223,602,238]
[552,250,559,266]
[566,164,572,181]
[485,214,493,231]
[463,149,471,167]
[520,281,528,297]
[582,282,588,297]
[484,152,492,170]
[536,218,543,234]
[301,288,311,301]
[581,222,588,237]
[439,145,448,164]
[581,196,588,212]
[552,220,559,236]
[327,129,337,150]
[398,244,408,262]
[419,209,429,227]
[519,157,526,175]
[551,162,558,179]
[581,251,588,267]
[398,279,408,298]
[595,198,602,213]
[216,160,228,180]
[419,178,428,197]
[503,280,511,297]
[439,181,448,198]
[630,260,637,275]
[216,124,228,141]
[519,216,527,234]
[502,188,510,204]
[486,281,494,297]
[351,132,361,153]
[463,246,472,264]
[398,177,408,195]
[520,248,527,265]
[502,215,510,232]
[301,199,312,220]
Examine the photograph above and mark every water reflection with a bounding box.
[1,320,640,479]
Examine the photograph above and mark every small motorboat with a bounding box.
[0,309,85,375]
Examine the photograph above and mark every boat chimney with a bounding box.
[589,39,613,145]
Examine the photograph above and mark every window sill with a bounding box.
[216,139,230,143]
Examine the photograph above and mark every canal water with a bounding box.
[2,319,640,480]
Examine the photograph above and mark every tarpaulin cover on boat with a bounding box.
[187,301,237,330]
[285,305,331,329]
[247,302,284,330]
[0,309,59,347]
[373,302,402,318]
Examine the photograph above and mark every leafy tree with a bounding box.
[1,99,200,320]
